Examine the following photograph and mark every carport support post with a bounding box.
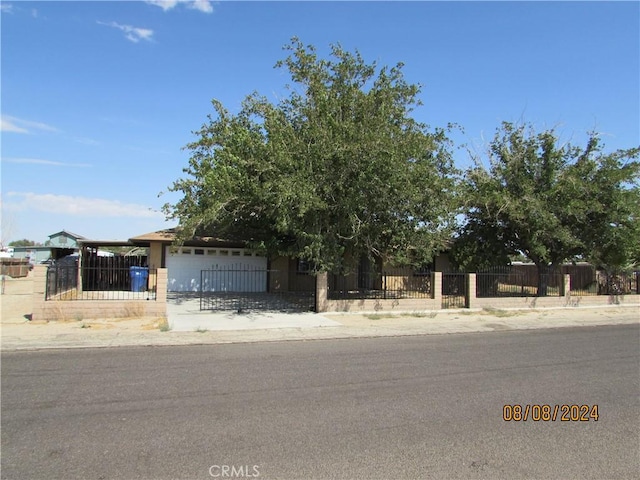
[315,272,328,313]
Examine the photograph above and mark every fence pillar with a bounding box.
[562,274,571,297]
[76,250,83,294]
[433,272,442,308]
[155,268,167,302]
[467,273,476,309]
[315,272,329,313]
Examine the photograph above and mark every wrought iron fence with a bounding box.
[476,271,528,297]
[199,267,315,312]
[46,262,79,300]
[564,265,596,295]
[46,264,157,300]
[475,266,563,297]
[570,269,639,296]
[442,271,467,308]
[328,270,432,300]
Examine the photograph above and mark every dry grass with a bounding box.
[481,307,521,317]
[364,313,388,320]
[157,318,170,332]
[400,311,438,319]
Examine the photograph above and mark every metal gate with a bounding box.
[442,272,467,309]
[199,268,315,312]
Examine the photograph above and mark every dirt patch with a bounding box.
[1,274,34,323]
[1,273,168,337]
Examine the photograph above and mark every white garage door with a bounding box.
[166,246,268,292]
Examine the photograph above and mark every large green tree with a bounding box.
[567,141,640,271]
[452,122,639,290]
[165,39,458,273]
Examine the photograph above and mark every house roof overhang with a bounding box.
[128,228,246,248]
[78,239,135,248]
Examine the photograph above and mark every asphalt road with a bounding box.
[2,324,639,480]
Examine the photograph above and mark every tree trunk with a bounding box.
[536,263,549,297]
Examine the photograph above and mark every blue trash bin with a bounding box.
[130,266,149,292]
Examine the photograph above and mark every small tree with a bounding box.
[8,239,40,247]
[165,39,458,273]
[452,122,639,294]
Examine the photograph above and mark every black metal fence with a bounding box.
[81,253,147,291]
[442,272,467,308]
[46,262,157,300]
[473,265,640,298]
[328,271,432,300]
[46,261,79,300]
[199,267,315,312]
[569,269,640,296]
[475,266,563,298]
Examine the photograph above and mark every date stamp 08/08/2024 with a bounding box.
[503,404,599,422]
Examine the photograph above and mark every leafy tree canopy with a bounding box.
[165,38,458,273]
[452,122,640,273]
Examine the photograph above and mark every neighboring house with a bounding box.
[12,230,86,264]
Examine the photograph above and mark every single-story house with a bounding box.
[128,228,451,295]
[129,229,274,293]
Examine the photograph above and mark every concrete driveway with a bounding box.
[166,293,341,332]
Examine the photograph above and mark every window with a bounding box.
[195,249,204,255]
[181,248,192,255]
[219,250,228,256]
[231,251,241,256]
[207,250,217,256]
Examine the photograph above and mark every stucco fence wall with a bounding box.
[316,272,443,313]
[315,272,639,313]
[31,266,167,321]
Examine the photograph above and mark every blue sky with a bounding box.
[1,0,639,244]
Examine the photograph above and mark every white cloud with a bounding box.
[2,158,92,168]
[145,0,181,11]
[5,192,164,219]
[1,3,13,14]
[1,117,27,133]
[1,115,59,134]
[145,0,214,13]
[97,21,154,43]
[188,0,214,14]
